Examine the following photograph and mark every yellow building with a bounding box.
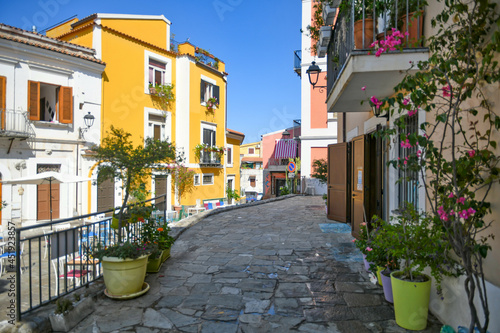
[46,14,242,211]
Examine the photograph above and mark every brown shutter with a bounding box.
[0,76,6,130]
[28,80,40,120]
[59,86,73,124]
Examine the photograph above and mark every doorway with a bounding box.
[97,177,115,215]
[154,175,168,211]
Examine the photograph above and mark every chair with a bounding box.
[51,253,90,292]
[0,240,25,277]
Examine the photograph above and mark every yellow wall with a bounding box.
[227,136,242,196]
[100,18,168,49]
[46,18,78,38]
[241,142,261,156]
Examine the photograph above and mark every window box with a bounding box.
[323,3,339,26]
[319,26,332,47]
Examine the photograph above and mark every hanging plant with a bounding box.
[206,97,219,114]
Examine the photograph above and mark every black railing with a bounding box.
[12,195,167,320]
[293,50,301,76]
[327,0,424,92]
[199,149,222,166]
[0,109,36,139]
[195,50,219,70]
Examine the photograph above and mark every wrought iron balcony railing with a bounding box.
[0,108,36,139]
[294,50,301,76]
[327,0,425,92]
[199,149,222,166]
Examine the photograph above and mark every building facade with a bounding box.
[296,0,338,196]
[239,141,263,201]
[0,24,105,226]
[317,0,500,330]
[46,14,240,211]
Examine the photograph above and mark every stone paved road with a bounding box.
[69,196,442,333]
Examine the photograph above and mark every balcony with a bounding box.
[267,158,290,172]
[199,149,222,167]
[325,0,429,113]
[0,109,36,139]
[293,50,301,76]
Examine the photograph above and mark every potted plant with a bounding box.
[383,205,455,330]
[353,221,373,271]
[49,293,95,332]
[226,186,240,205]
[142,219,175,273]
[91,126,176,298]
[170,161,195,211]
[398,0,425,47]
[206,97,219,114]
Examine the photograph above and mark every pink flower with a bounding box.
[352,239,356,243]
[468,150,475,158]
[361,86,366,91]
[403,98,410,106]
[448,193,454,198]
[457,197,466,205]
[361,222,366,226]
[416,150,422,158]
[370,96,383,109]
[408,109,417,117]
[459,210,469,219]
[467,207,476,216]
[442,85,452,97]
[366,247,373,252]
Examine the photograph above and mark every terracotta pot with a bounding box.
[401,11,424,47]
[354,18,375,49]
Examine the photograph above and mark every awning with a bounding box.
[273,139,297,159]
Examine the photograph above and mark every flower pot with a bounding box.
[362,253,373,272]
[380,269,393,303]
[401,11,424,47]
[49,296,95,332]
[376,266,384,286]
[354,18,375,49]
[146,252,164,273]
[161,247,171,263]
[101,254,148,298]
[391,271,431,330]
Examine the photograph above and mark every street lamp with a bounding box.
[306,61,327,90]
[371,103,389,120]
[79,112,95,139]
[282,129,290,137]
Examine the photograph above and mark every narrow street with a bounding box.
[64,196,442,332]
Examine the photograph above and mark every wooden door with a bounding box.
[97,177,115,215]
[351,136,366,238]
[37,183,60,220]
[154,175,168,211]
[327,143,348,222]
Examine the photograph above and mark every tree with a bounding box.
[311,159,328,184]
[171,163,195,206]
[92,126,176,242]
[370,1,500,331]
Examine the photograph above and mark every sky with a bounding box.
[0,0,303,144]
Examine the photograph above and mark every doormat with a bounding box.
[319,223,351,233]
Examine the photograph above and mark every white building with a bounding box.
[296,0,338,196]
[0,24,105,227]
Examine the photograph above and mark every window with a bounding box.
[200,80,220,104]
[248,147,255,154]
[148,114,166,141]
[194,174,200,186]
[202,174,214,185]
[398,114,419,209]
[149,59,166,86]
[250,176,256,188]
[203,127,216,147]
[28,81,73,123]
[227,144,233,166]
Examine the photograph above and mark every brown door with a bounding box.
[97,177,115,214]
[327,143,348,222]
[37,183,60,220]
[154,175,168,211]
[366,131,384,222]
[351,135,366,239]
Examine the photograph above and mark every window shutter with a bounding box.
[213,85,220,103]
[227,147,232,164]
[59,86,73,124]
[200,81,206,103]
[212,130,216,146]
[28,81,40,121]
[0,76,5,130]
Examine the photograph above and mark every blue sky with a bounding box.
[0,0,302,144]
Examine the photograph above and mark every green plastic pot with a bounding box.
[376,266,384,286]
[146,252,164,273]
[161,247,171,263]
[102,254,148,297]
[391,271,431,331]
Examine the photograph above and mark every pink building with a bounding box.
[262,125,301,198]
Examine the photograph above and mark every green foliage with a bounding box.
[91,126,176,242]
[311,159,328,184]
[92,241,157,261]
[170,163,195,205]
[226,187,240,201]
[279,186,290,195]
[149,83,175,112]
[54,298,74,315]
[141,220,174,258]
[367,1,500,330]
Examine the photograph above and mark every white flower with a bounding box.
[369,272,378,285]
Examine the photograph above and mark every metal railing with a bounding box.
[12,195,167,320]
[0,109,36,139]
[293,50,301,76]
[268,158,291,166]
[195,50,219,70]
[327,0,424,92]
[199,149,221,165]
